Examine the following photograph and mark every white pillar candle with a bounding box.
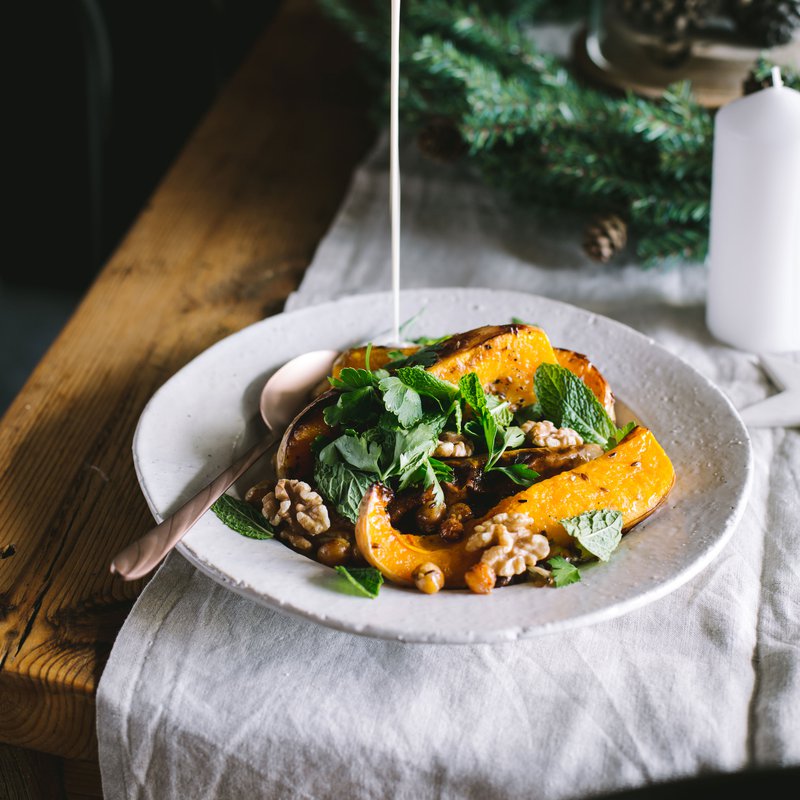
[706,69,800,353]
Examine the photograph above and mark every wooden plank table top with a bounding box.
[0,0,373,766]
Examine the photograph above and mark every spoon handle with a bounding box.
[111,433,277,581]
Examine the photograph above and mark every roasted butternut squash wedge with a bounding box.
[355,426,674,588]
[330,341,613,415]
[355,484,480,589]
[470,425,675,549]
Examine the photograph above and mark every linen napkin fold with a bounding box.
[97,134,799,800]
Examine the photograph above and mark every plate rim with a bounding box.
[132,287,754,643]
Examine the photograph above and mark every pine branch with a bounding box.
[318,0,729,265]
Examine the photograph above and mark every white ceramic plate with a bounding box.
[133,288,753,643]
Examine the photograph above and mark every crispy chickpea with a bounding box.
[316,537,351,567]
[412,562,445,594]
[465,562,496,595]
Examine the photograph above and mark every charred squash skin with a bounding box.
[275,390,337,480]
[354,426,675,588]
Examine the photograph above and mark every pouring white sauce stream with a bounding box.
[390,0,401,344]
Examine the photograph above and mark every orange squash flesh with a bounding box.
[354,426,675,588]
[355,485,480,589]
[423,325,557,409]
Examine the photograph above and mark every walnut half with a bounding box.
[465,512,550,581]
[262,479,331,551]
[433,432,474,458]
[521,420,583,448]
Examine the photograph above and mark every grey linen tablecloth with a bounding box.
[97,134,800,799]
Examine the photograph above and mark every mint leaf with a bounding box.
[561,509,623,562]
[396,366,459,407]
[379,375,424,427]
[492,463,539,486]
[606,421,637,450]
[211,494,274,539]
[335,566,383,598]
[313,461,374,523]
[534,363,618,448]
[547,556,582,587]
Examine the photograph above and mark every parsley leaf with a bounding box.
[547,556,582,587]
[335,566,383,598]
[211,494,274,539]
[429,457,454,483]
[330,432,382,473]
[534,363,619,448]
[561,509,623,562]
[379,376,424,427]
[386,417,447,487]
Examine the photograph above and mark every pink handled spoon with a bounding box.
[110,349,338,581]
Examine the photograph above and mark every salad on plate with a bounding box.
[214,323,675,598]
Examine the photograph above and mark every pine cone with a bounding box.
[417,118,467,163]
[729,0,800,47]
[583,214,628,264]
[618,0,722,36]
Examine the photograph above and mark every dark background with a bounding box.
[3,0,283,410]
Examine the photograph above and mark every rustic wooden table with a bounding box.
[0,1,373,795]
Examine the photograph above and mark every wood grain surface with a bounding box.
[0,0,373,763]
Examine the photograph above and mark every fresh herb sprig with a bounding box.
[459,373,538,487]
[532,363,635,450]
[335,565,384,598]
[546,508,625,586]
[315,352,544,520]
[210,494,274,539]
